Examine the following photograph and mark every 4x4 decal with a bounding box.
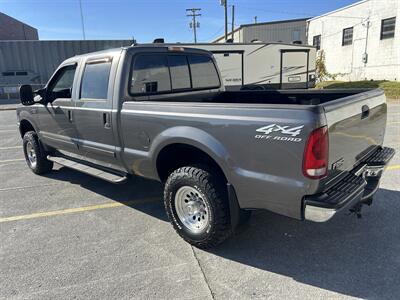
[256,124,304,137]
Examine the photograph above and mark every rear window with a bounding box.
[80,61,112,99]
[167,55,191,90]
[188,55,220,89]
[129,53,220,95]
[130,55,171,94]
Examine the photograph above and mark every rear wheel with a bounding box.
[23,131,53,174]
[164,166,232,248]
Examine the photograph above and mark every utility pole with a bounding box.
[231,5,235,41]
[186,8,201,43]
[254,16,258,24]
[219,0,228,41]
[79,0,86,40]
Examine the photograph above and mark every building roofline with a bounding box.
[307,0,369,22]
[0,39,133,43]
[212,17,311,42]
[240,17,311,28]
[0,12,37,32]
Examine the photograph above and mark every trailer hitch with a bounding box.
[348,202,363,219]
[348,198,373,219]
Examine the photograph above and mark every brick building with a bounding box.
[0,12,38,40]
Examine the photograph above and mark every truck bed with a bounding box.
[151,88,376,106]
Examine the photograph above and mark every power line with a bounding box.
[78,0,86,40]
[186,8,201,43]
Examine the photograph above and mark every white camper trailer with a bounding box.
[168,43,316,90]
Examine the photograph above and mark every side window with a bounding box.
[167,55,191,90]
[50,66,76,93]
[313,35,321,50]
[381,17,396,40]
[188,55,220,89]
[130,55,171,94]
[80,60,112,99]
[342,27,353,46]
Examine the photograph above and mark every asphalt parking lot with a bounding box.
[1,103,399,299]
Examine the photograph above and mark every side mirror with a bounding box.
[19,85,34,106]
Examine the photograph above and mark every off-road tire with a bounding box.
[164,166,232,249]
[23,131,53,174]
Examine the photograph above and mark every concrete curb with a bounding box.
[0,107,17,111]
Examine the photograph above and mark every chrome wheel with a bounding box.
[26,141,37,168]
[174,186,210,233]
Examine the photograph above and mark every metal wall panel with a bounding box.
[0,40,132,85]
[243,20,307,44]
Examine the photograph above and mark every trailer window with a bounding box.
[80,61,111,99]
[188,55,220,89]
[131,55,171,94]
[167,55,191,90]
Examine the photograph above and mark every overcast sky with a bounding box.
[1,0,360,42]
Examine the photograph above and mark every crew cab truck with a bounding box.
[17,45,395,248]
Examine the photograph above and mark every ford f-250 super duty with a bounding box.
[17,45,395,248]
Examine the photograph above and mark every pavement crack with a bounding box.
[190,246,215,300]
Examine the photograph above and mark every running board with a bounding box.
[47,155,128,184]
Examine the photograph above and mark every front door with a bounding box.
[38,64,79,153]
[72,56,119,169]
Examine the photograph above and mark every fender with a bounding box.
[18,109,39,136]
[149,126,234,182]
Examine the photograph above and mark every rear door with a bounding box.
[72,55,119,169]
[280,49,309,89]
[211,51,243,90]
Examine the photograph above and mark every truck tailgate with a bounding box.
[322,89,387,179]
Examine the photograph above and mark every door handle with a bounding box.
[68,110,73,122]
[103,112,111,129]
[361,105,369,119]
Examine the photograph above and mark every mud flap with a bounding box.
[227,183,240,232]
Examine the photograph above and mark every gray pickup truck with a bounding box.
[17,45,394,248]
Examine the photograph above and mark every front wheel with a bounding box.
[23,131,53,174]
[164,166,232,249]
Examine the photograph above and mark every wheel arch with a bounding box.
[19,118,36,138]
[151,126,233,183]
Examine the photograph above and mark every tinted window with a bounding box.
[80,61,111,99]
[342,27,353,46]
[381,17,396,39]
[131,55,171,94]
[2,72,14,76]
[16,71,28,76]
[51,66,76,92]
[167,55,191,90]
[188,55,220,89]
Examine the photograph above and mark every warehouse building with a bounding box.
[0,40,133,98]
[0,12,38,40]
[0,40,132,85]
[213,18,309,44]
[307,0,399,81]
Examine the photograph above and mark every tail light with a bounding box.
[303,126,329,179]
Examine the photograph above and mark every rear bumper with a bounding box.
[303,146,395,222]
